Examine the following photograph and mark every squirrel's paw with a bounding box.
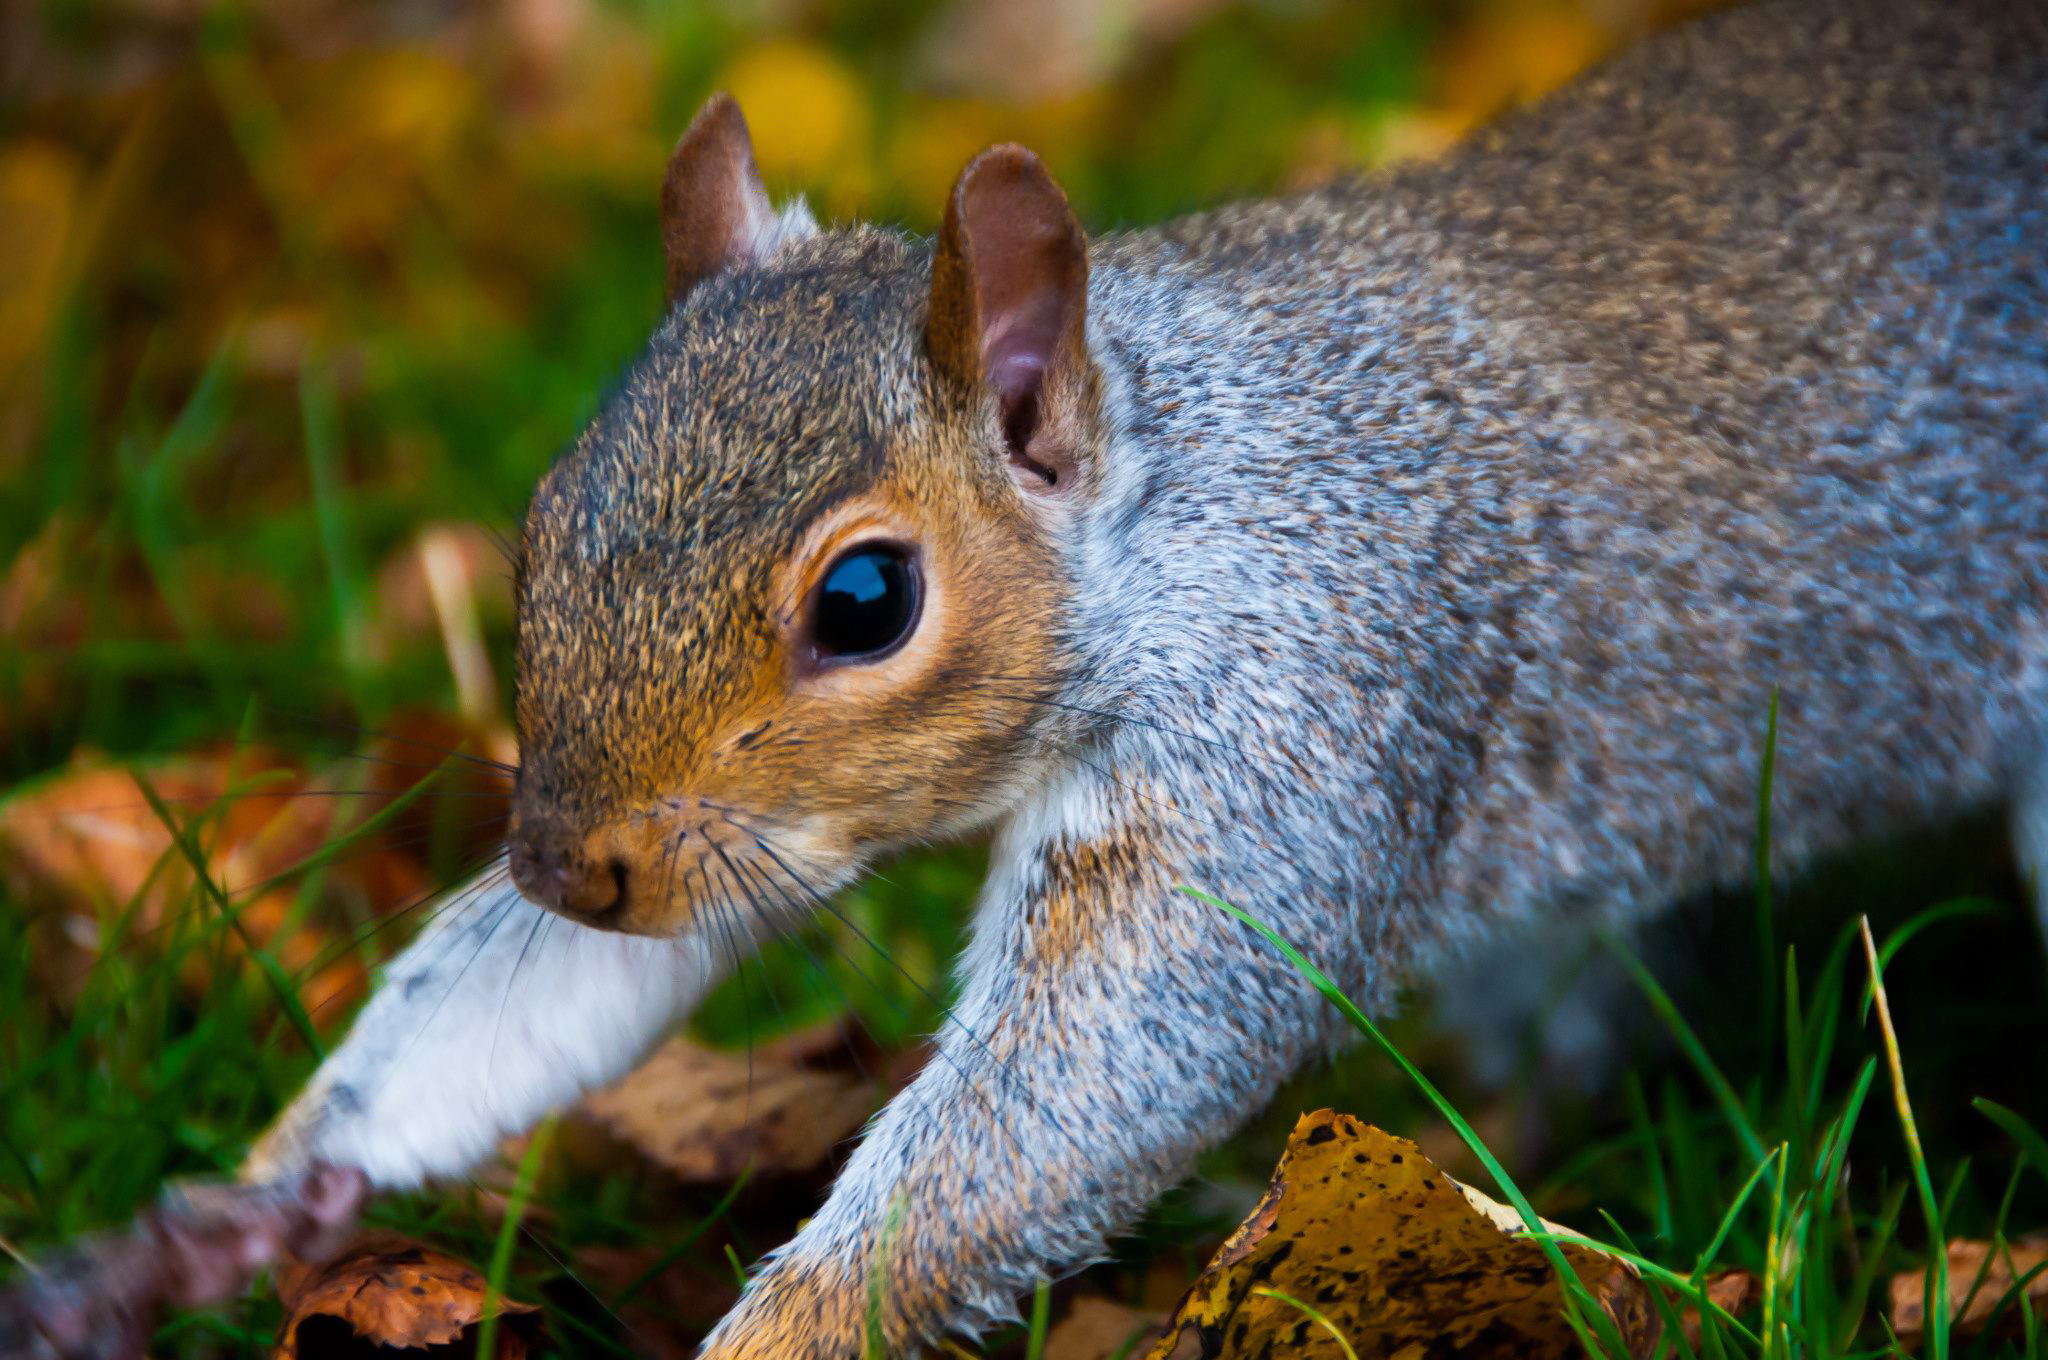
[0,1163,366,1360]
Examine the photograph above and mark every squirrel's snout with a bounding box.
[508,822,630,923]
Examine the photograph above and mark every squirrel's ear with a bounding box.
[928,145,1090,490]
[661,94,815,304]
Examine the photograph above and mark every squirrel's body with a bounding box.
[1087,0,2048,985]
[222,1,2048,1356]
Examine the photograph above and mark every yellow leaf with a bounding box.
[1142,1112,1662,1360]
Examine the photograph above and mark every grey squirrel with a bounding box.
[9,0,2048,1355]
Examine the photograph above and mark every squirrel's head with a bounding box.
[507,95,1105,935]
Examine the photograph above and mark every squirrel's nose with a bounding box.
[509,823,628,921]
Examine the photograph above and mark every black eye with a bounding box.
[811,544,920,661]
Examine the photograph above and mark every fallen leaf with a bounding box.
[0,746,477,1014]
[1045,1295,1165,1360]
[1144,1112,1682,1360]
[1891,1234,2048,1346]
[354,708,517,870]
[1683,1270,1762,1347]
[274,1232,540,1359]
[583,1024,887,1182]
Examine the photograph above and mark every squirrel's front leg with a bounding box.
[246,868,729,1187]
[698,824,1328,1358]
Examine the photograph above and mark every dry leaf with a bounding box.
[0,748,467,1013]
[1891,1234,2048,1345]
[1045,1295,1165,1360]
[1144,1112,1667,1360]
[583,1024,885,1181]
[273,1231,540,1359]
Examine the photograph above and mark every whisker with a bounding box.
[702,858,757,1121]
[215,813,512,903]
[254,707,521,776]
[290,859,514,1024]
[5,786,514,825]
[722,830,1070,1130]
[725,851,1065,1168]
[722,857,886,1096]
[256,859,516,1057]
[130,679,518,772]
[481,521,524,573]
[39,815,503,998]
[238,743,518,784]
[490,908,552,1087]
[378,885,523,1093]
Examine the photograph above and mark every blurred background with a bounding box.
[6,2,2048,1357]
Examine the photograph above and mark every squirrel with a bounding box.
[11,0,2044,1356]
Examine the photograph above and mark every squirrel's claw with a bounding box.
[0,1163,366,1360]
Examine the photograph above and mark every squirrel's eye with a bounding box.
[810,544,920,662]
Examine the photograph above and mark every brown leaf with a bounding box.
[355,708,517,870]
[1044,1295,1165,1360]
[1144,1112,1684,1360]
[1890,1234,2048,1346]
[0,749,450,1014]
[583,1025,885,1182]
[1685,1270,1763,1348]
[274,1231,540,1360]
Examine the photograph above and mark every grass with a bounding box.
[6,1,2048,1356]
[1191,863,2047,1360]
[4,697,2045,1360]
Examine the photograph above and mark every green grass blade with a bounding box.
[1974,1099,2048,1190]
[1253,1286,1362,1360]
[1025,1279,1052,1360]
[1516,1234,1764,1347]
[1753,689,1779,1081]
[1690,1146,1782,1286]
[1861,917,1946,1360]
[132,769,322,1056]
[866,1191,909,1359]
[611,1165,756,1307]
[1626,1072,1675,1248]
[1603,933,1768,1167]
[476,1114,554,1360]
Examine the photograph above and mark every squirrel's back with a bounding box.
[1075,0,2048,971]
